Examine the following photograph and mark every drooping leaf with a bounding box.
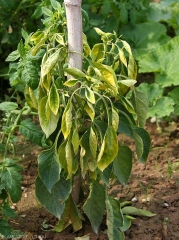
[41,49,60,77]
[61,101,72,139]
[106,194,124,240]
[38,145,61,192]
[58,141,67,171]
[89,127,97,159]
[65,139,73,179]
[83,181,105,234]
[39,96,59,138]
[131,89,148,128]
[25,86,38,110]
[98,126,118,171]
[119,215,132,232]
[122,206,155,217]
[85,87,95,104]
[0,102,18,111]
[71,129,79,155]
[84,101,95,121]
[132,131,143,161]
[49,83,60,115]
[54,195,82,232]
[19,118,44,146]
[133,127,151,163]
[35,176,71,219]
[139,36,179,87]
[113,145,132,185]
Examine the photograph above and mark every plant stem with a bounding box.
[3,107,28,159]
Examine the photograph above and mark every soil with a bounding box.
[4,120,179,240]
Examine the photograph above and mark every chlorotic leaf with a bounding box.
[83,180,105,234]
[61,101,72,139]
[91,43,105,62]
[64,68,86,78]
[41,49,60,77]
[49,83,60,115]
[85,87,95,104]
[98,126,118,171]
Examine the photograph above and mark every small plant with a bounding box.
[138,179,155,201]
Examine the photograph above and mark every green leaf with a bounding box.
[38,145,61,192]
[18,40,25,58]
[64,68,86,78]
[41,49,60,77]
[113,145,132,185]
[0,102,18,111]
[133,131,143,161]
[131,89,148,128]
[61,101,72,139]
[19,119,44,146]
[0,219,12,237]
[22,60,39,90]
[168,87,179,104]
[35,176,71,219]
[41,7,53,16]
[85,87,95,104]
[122,22,170,59]
[50,0,61,10]
[120,3,128,24]
[122,206,155,217]
[1,165,23,203]
[6,50,20,62]
[133,127,151,163]
[148,97,174,118]
[2,205,18,218]
[119,215,132,232]
[54,196,82,232]
[139,36,179,87]
[137,83,163,107]
[98,126,118,171]
[83,181,105,234]
[91,43,105,62]
[49,83,60,115]
[39,96,59,138]
[106,194,124,240]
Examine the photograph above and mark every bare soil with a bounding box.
[6,121,179,240]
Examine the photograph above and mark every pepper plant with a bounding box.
[5,1,152,239]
